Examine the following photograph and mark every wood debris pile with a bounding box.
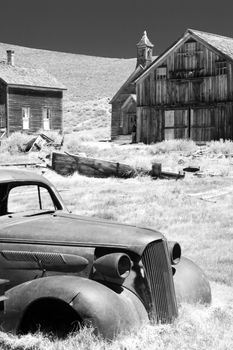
[23,133,63,152]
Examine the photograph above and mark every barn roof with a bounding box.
[0,63,66,90]
[189,29,233,61]
[136,28,233,83]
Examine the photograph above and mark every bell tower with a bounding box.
[136,31,154,68]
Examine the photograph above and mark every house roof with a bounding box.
[135,28,233,83]
[0,63,66,90]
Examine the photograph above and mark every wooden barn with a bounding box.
[111,29,233,143]
[110,31,155,141]
[0,50,66,136]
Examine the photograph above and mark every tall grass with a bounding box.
[0,296,233,349]
[1,140,233,348]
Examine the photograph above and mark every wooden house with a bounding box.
[135,29,233,143]
[110,31,154,141]
[0,50,66,136]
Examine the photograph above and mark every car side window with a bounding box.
[7,185,55,214]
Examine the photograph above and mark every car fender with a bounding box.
[2,275,148,338]
[173,257,211,305]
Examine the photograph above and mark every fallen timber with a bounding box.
[0,162,45,168]
[51,151,185,180]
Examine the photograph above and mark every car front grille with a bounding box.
[141,240,178,323]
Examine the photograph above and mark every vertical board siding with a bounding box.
[0,82,7,128]
[137,38,233,142]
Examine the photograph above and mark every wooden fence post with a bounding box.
[151,162,162,177]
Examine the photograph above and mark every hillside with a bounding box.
[0,42,136,102]
[0,42,136,135]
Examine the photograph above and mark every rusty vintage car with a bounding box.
[0,169,211,339]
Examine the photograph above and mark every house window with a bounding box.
[155,67,167,80]
[22,107,30,130]
[43,107,51,130]
[216,61,227,75]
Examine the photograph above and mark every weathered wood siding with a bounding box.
[137,39,233,142]
[0,81,7,128]
[8,88,63,134]
[111,65,144,139]
[111,82,135,138]
[121,99,136,135]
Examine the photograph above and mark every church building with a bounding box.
[110,31,155,142]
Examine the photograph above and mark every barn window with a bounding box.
[184,42,197,53]
[43,107,51,130]
[22,107,30,130]
[155,67,167,80]
[216,61,227,75]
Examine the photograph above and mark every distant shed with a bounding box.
[0,50,66,135]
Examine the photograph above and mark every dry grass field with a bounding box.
[1,139,233,349]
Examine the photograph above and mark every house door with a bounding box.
[164,109,188,140]
[22,107,30,130]
[128,114,136,133]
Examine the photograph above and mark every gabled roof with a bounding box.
[136,28,233,84]
[0,63,66,90]
[121,94,136,110]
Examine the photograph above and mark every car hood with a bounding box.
[0,211,165,255]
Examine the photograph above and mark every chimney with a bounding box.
[6,50,15,66]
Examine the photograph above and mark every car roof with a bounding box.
[0,168,51,185]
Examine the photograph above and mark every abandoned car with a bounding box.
[0,169,211,339]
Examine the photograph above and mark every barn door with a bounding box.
[190,108,213,141]
[164,110,188,140]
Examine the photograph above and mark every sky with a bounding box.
[1,0,233,58]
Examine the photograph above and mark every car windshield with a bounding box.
[0,183,56,216]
